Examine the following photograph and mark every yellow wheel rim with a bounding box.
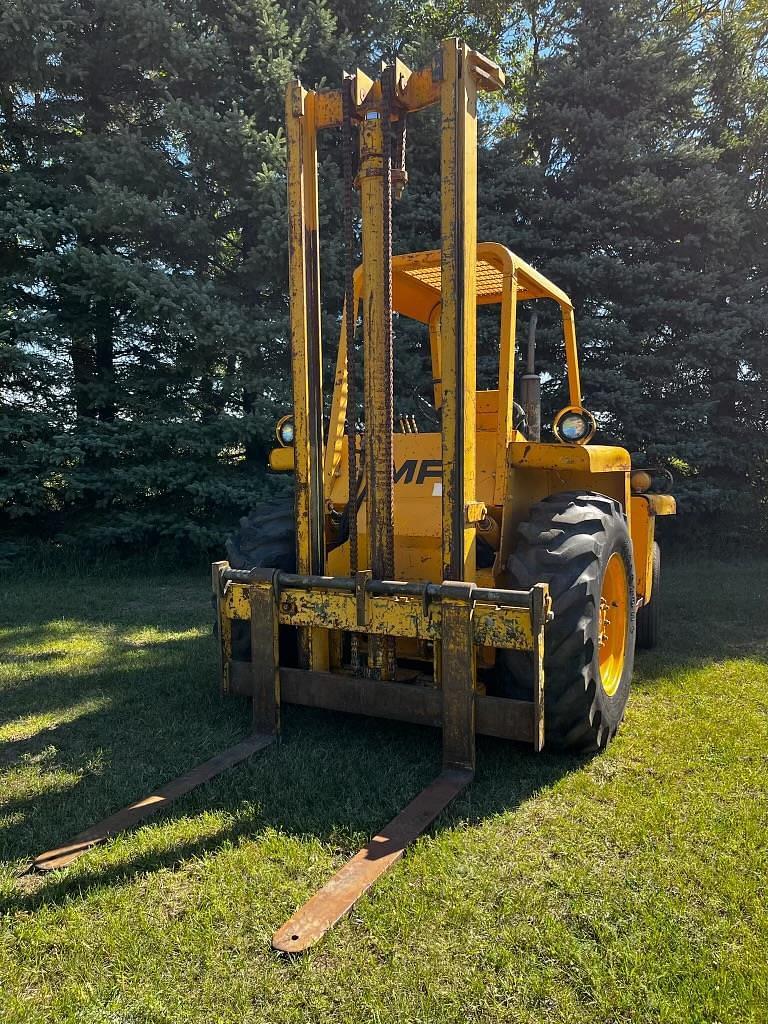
[598,552,629,697]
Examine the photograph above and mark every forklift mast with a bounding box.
[285,39,506,673]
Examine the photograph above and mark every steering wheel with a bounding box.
[513,400,528,436]
[408,382,440,428]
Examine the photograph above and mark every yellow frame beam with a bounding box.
[283,44,509,672]
[495,269,518,505]
[220,579,538,651]
[359,118,393,574]
[285,83,328,670]
[440,38,479,583]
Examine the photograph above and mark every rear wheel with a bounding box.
[636,541,661,649]
[224,499,297,663]
[495,491,636,753]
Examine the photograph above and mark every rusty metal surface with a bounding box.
[250,581,281,735]
[284,83,327,673]
[440,38,478,582]
[377,65,397,679]
[342,77,361,672]
[224,582,536,650]
[228,663,537,743]
[440,582,476,771]
[279,665,442,726]
[212,561,230,695]
[220,575,536,653]
[30,734,275,873]
[471,605,532,649]
[531,583,548,752]
[475,694,535,740]
[358,83,395,678]
[284,83,317,582]
[271,768,472,953]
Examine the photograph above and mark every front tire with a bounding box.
[497,491,636,753]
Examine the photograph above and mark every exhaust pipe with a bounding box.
[521,311,541,442]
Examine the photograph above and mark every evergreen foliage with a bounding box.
[1,0,765,554]
[478,0,768,536]
[1,0,350,551]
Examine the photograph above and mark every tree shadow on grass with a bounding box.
[1,690,585,916]
[0,635,222,734]
[13,563,750,918]
[634,625,768,689]
[640,558,768,670]
[0,628,249,860]
[631,563,768,687]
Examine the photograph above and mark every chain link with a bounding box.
[380,68,396,678]
[341,77,361,672]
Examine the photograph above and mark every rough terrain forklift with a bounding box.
[32,39,674,953]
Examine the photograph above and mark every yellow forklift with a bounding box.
[32,39,674,953]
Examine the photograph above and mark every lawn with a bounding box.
[0,555,766,1023]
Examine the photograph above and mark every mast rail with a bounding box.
[311,45,505,131]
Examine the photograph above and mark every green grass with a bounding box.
[0,557,766,1023]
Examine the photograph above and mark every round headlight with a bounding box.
[630,470,653,493]
[553,406,596,445]
[276,415,295,447]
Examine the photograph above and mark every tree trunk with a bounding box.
[93,301,115,422]
[242,385,266,466]
[71,336,96,419]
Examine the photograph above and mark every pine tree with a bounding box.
[2,0,764,554]
[700,2,768,532]
[0,0,350,551]
[479,0,768,538]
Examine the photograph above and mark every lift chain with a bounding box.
[341,76,361,672]
[380,65,397,679]
[393,108,408,197]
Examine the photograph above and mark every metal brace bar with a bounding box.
[440,580,476,771]
[531,583,548,752]
[212,560,231,695]
[221,568,532,610]
[249,573,281,736]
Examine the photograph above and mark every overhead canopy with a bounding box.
[357,241,573,325]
